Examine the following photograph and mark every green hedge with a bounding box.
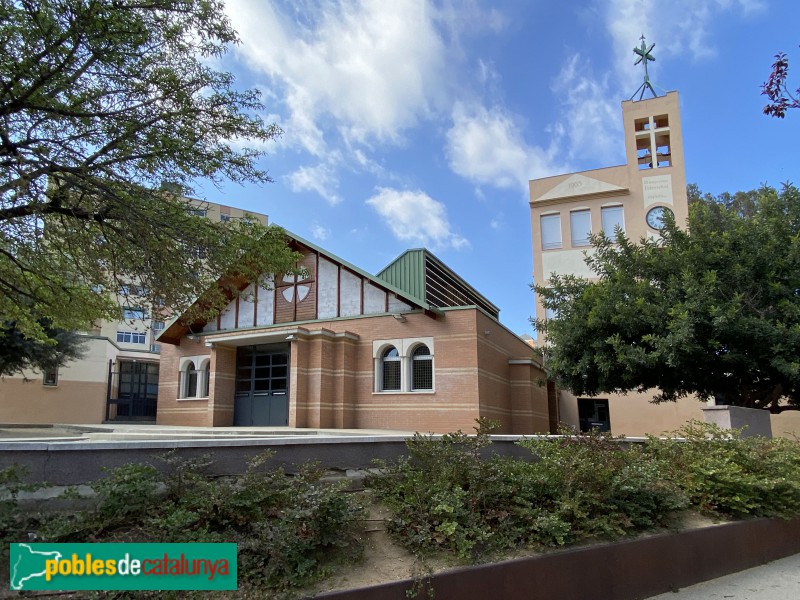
[369,420,800,560]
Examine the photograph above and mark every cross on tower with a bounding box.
[631,34,658,101]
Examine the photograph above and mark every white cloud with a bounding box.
[445,102,565,193]
[226,0,449,155]
[311,223,331,241]
[551,54,623,164]
[543,0,764,165]
[606,0,766,92]
[286,163,342,205]
[366,187,469,250]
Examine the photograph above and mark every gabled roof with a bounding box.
[377,249,500,320]
[158,229,440,344]
[284,230,435,311]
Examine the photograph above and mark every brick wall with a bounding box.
[160,308,550,434]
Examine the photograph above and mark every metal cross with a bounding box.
[631,34,658,100]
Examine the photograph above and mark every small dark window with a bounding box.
[43,367,58,387]
[578,398,611,432]
[382,347,401,391]
[411,345,433,391]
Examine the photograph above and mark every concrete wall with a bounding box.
[559,388,707,437]
[0,337,114,424]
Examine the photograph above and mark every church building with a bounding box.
[156,232,551,434]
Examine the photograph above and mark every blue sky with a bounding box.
[194,0,800,337]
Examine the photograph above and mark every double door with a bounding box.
[234,345,289,426]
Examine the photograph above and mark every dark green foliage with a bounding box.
[535,184,800,412]
[38,452,365,594]
[370,421,687,559]
[0,319,85,376]
[0,0,301,342]
[370,421,800,562]
[647,421,800,518]
[519,430,689,541]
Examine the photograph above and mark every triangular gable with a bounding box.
[159,229,429,344]
[535,173,628,202]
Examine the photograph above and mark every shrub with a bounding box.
[646,421,800,518]
[39,452,365,595]
[370,421,691,561]
[519,430,689,541]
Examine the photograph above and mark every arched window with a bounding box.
[202,362,210,397]
[381,347,401,391]
[411,345,433,391]
[182,361,198,398]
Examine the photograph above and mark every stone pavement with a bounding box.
[647,552,800,599]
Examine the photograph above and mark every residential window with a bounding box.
[601,205,625,235]
[570,210,592,247]
[117,331,147,344]
[152,320,165,332]
[411,345,433,391]
[42,367,58,386]
[187,208,207,217]
[220,214,232,222]
[381,347,401,391]
[540,214,561,250]
[123,306,147,320]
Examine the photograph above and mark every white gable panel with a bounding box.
[238,283,255,329]
[363,282,386,314]
[340,269,361,317]
[317,257,339,319]
[536,174,627,201]
[256,275,275,326]
[388,295,412,312]
[219,299,236,330]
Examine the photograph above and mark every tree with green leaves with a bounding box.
[0,320,84,377]
[0,0,300,345]
[535,184,800,413]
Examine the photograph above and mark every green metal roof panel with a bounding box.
[378,248,500,320]
[376,249,427,303]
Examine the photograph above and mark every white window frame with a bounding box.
[410,343,433,391]
[122,306,147,320]
[601,205,625,236]
[117,330,147,344]
[373,337,435,394]
[178,356,211,399]
[540,213,562,250]
[570,209,592,247]
[42,367,58,387]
